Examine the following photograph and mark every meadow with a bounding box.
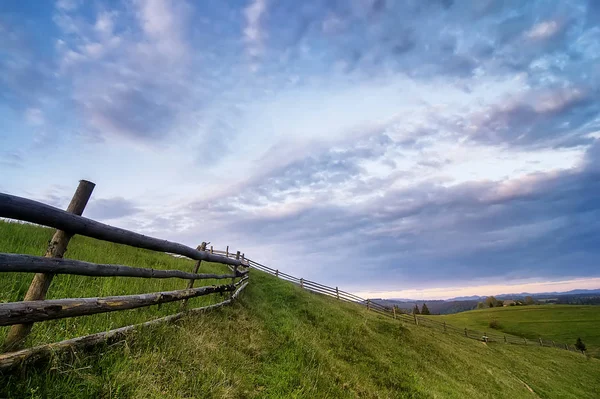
[424,305,600,358]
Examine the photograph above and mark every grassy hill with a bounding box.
[1,221,600,398]
[424,305,600,358]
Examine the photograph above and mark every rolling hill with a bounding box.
[424,305,600,359]
[1,221,599,398]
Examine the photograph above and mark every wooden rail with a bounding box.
[0,193,245,267]
[0,284,234,326]
[0,253,247,280]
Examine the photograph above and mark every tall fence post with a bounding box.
[300,278,304,289]
[275,269,279,277]
[367,299,371,311]
[226,246,229,257]
[210,246,213,254]
[231,251,240,298]
[336,286,339,300]
[539,338,543,346]
[3,180,95,351]
[180,242,206,310]
[393,306,397,319]
[414,313,419,326]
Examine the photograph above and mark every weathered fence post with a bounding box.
[226,246,229,257]
[539,337,543,346]
[275,269,279,277]
[504,335,507,344]
[300,278,304,289]
[464,328,468,337]
[180,242,207,310]
[336,287,340,300]
[565,343,568,350]
[210,246,213,254]
[524,337,528,345]
[552,340,555,347]
[3,180,95,351]
[393,306,397,319]
[367,299,371,311]
[231,251,240,298]
[414,313,419,326]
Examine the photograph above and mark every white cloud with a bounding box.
[24,108,45,126]
[243,0,268,57]
[525,20,561,41]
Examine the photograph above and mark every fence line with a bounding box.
[0,182,250,369]
[242,258,583,354]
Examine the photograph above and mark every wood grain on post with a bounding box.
[3,180,95,351]
[231,251,240,298]
[180,242,207,310]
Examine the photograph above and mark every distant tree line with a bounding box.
[477,296,536,309]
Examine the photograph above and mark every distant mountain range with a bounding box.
[371,288,600,315]
[446,289,600,302]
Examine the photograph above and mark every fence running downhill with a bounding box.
[244,257,584,354]
[0,181,250,370]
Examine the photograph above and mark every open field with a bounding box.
[1,221,600,398]
[424,305,600,358]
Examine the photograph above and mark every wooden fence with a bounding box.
[245,258,585,354]
[0,181,250,370]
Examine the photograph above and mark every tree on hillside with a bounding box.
[477,302,485,309]
[575,337,586,353]
[413,304,420,315]
[485,296,498,308]
[496,300,504,307]
[525,296,535,305]
[421,303,431,315]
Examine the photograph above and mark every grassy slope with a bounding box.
[425,306,600,358]
[1,221,599,398]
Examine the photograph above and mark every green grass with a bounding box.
[424,305,600,358]
[1,221,600,398]
[0,221,234,347]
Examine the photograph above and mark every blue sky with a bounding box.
[1,0,599,299]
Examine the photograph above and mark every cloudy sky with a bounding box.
[1,0,599,299]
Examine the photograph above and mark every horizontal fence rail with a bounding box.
[0,183,252,370]
[0,284,235,326]
[0,193,247,267]
[0,253,247,280]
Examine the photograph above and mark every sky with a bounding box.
[1,0,599,300]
